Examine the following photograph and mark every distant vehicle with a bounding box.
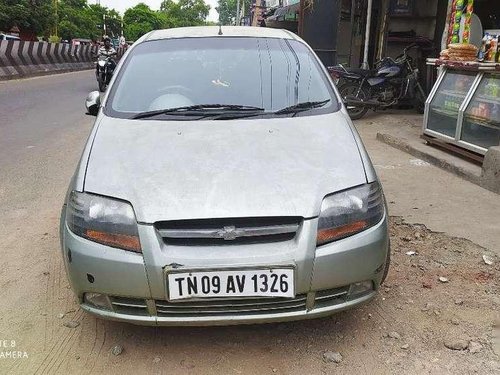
[95,55,116,92]
[72,38,92,46]
[62,26,390,327]
[0,33,20,41]
[95,38,117,92]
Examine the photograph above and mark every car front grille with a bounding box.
[155,217,302,246]
[109,296,149,316]
[314,287,350,308]
[155,295,308,317]
[97,286,351,318]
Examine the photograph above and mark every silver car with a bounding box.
[61,26,390,326]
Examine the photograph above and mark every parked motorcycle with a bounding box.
[95,55,116,92]
[328,44,427,120]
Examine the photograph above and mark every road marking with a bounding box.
[409,159,430,167]
[374,164,397,169]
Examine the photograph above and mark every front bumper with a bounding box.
[80,289,377,326]
[60,208,389,326]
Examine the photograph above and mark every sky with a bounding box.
[98,0,220,21]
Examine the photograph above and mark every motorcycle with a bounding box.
[328,44,427,120]
[95,54,116,92]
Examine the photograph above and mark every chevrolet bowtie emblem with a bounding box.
[217,226,244,240]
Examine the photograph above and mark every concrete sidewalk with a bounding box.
[354,110,500,254]
[371,111,499,194]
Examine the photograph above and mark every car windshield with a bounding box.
[105,37,339,119]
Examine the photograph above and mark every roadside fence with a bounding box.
[0,40,125,80]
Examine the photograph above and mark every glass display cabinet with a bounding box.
[424,63,500,156]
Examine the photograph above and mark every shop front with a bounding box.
[423,0,499,159]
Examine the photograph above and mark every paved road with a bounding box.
[0,71,95,218]
[0,72,498,374]
[0,71,96,374]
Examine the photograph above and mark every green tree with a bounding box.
[216,0,250,25]
[87,4,122,38]
[123,3,165,41]
[104,9,122,37]
[56,0,122,41]
[0,0,55,37]
[58,0,96,40]
[160,0,210,28]
[63,0,87,7]
[58,19,80,40]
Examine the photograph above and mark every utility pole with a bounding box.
[242,1,245,25]
[236,0,241,26]
[362,0,373,69]
[53,0,58,37]
[103,14,107,37]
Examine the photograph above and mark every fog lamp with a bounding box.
[84,293,112,310]
[348,281,373,298]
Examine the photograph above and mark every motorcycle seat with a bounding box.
[344,68,378,77]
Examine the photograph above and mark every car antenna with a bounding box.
[218,24,223,36]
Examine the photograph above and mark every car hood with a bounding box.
[84,112,367,223]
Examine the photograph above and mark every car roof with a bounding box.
[145,26,298,42]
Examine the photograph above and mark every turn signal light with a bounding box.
[317,220,368,245]
[86,230,142,253]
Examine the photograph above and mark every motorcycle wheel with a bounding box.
[98,81,106,92]
[413,84,426,114]
[339,83,369,120]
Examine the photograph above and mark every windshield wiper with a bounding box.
[132,104,265,120]
[274,99,330,116]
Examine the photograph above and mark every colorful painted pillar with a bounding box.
[447,0,474,45]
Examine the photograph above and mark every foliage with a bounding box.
[160,0,210,28]
[58,1,95,40]
[58,0,122,41]
[123,3,166,41]
[0,0,55,36]
[48,35,61,43]
[1,0,212,42]
[216,0,251,25]
[87,5,122,38]
[124,0,211,41]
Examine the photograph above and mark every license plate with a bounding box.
[167,268,294,301]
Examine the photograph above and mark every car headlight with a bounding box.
[317,182,384,246]
[66,191,142,252]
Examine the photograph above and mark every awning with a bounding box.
[267,3,300,22]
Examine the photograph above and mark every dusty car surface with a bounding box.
[60,26,390,326]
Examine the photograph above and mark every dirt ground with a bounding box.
[1,216,498,375]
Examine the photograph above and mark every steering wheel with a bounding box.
[149,85,195,111]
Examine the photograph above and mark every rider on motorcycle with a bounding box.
[96,36,117,73]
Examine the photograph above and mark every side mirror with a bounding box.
[85,91,101,116]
